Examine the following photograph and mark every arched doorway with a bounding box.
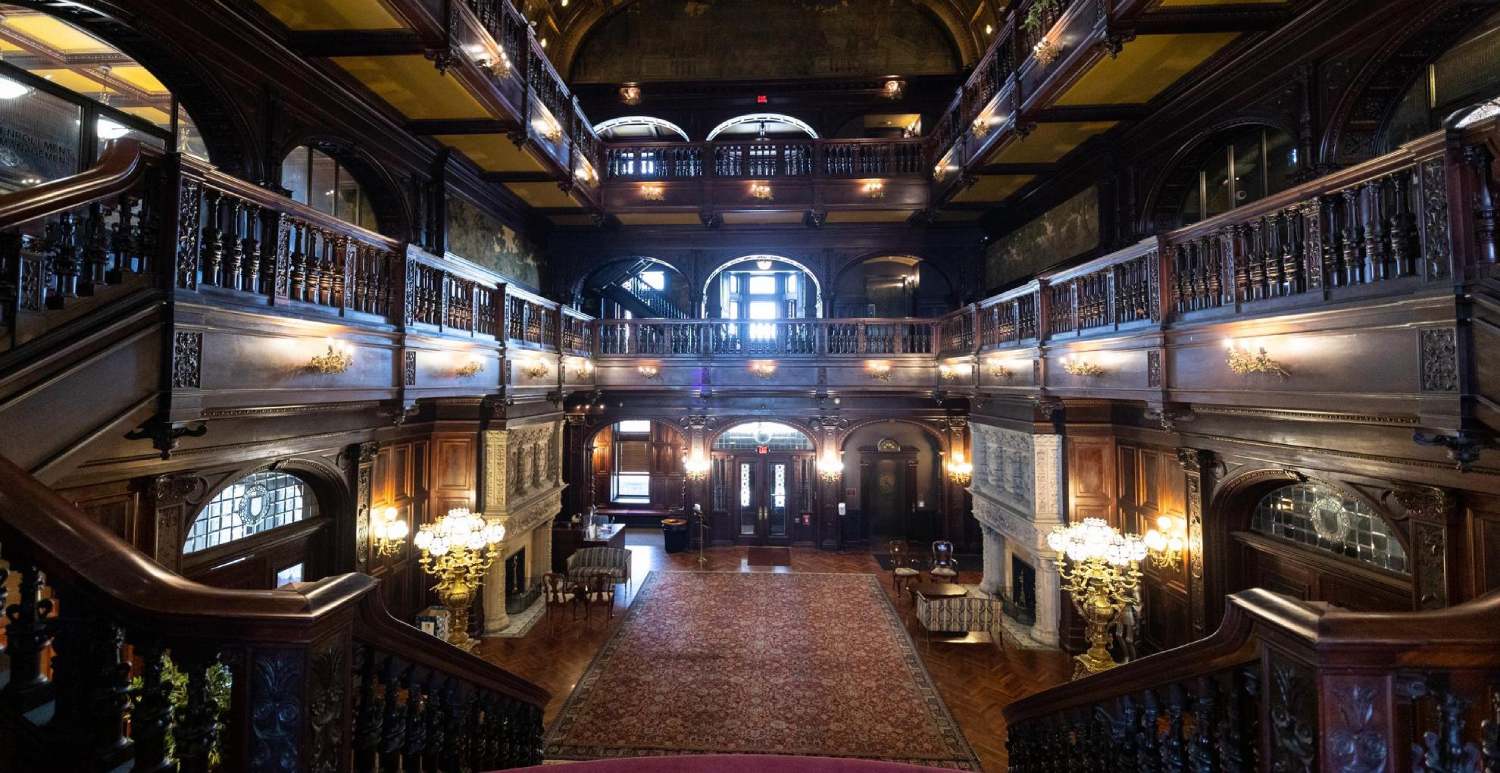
[701,255,824,320]
[840,421,944,546]
[181,468,332,590]
[710,421,816,545]
[1221,476,1414,612]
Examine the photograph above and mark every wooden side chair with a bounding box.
[889,540,921,596]
[542,573,574,634]
[581,573,616,628]
[930,540,959,583]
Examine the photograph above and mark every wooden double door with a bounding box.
[727,453,809,545]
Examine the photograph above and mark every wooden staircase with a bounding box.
[0,450,549,771]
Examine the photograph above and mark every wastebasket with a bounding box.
[661,517,689,553]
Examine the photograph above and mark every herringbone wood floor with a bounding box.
[474,531,1071,772]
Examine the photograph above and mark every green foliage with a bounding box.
[128,654,233,767]
[1023,0,1064,34]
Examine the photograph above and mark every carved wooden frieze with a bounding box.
[249,649,305,772]
[1323,676,1390,773]
[1418,328,1458,393]
[1266,651,1318,773]
[307,637,347,773]
[172,331,203,389]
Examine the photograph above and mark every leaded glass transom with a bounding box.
[1250,483,1407,574]
[713,422,813,451]
[184,472,315,554]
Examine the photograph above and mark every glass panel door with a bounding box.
[738,461,758,536]
[767,459,789,538]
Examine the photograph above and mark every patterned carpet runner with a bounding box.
[747,546,793,566]
[544,571,979,769]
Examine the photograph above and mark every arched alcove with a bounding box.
[831,255,955,318]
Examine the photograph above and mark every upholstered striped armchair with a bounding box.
[566,546,632,590]
[914,591,999,642]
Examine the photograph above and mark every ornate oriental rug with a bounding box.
[543,571,979,769]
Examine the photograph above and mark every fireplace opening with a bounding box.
[1004,554,1037,626]
[504,547,540,613]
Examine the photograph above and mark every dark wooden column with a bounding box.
[1177,448,1216,638]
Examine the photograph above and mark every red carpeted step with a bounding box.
[508,754,961,771]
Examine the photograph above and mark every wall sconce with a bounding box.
[1143,514,1187,571]
[946,451,973,487]
[638,364,660,379]
[371,506,409,558]
[867,361,893,382]
[309,339,354,374]
[989,359,1018,381]
[749,182,774,201]
[619,83,642,106]
[570,357,595,379]
[817,450,844,482]
[938,362,967,382]
[1061,357,1104,377]
[640,182,665,201]
[574,162,598,184]
[684,451,710,480]
[455,355,485,378]
[749,360,777,379]
[463,44,509,76]
[521,358,550,379]
[971,116,991,138]
[1033,38,1061,66]
[883,78,905,99]
[534,115,562,142]
[862,179,886,199]
[1224,339,1290,378]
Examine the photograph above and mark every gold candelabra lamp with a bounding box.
[1047,518,1146,679]
[1142,514,1187,571]
[413,507,505,652]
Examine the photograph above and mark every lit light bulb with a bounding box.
[0,75,30,100]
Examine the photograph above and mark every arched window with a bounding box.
[705,113,819,141]
[1170,126,1298,226]
[1250,483,1407,574]
[0,8,208,192]
[184,471,317,555]
[713,422,814,452]
[593,116,691,141]
[280,145,377,230]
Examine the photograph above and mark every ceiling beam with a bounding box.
[1031,105,1149,123]
[1132,6,1291,35]
[481,171,556,183]
[287,30,425,58]
[975,163,1057,175]
[407,119,514,135]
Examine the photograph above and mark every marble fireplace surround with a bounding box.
[970,425,1064,648]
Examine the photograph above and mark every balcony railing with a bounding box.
[596,318,935,357]
[603,138,928,182]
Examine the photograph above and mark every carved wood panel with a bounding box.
[1067,435,1115,525]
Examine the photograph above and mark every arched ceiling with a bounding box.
[535,0,987,83]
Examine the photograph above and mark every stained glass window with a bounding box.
[184,471,315,554]
[1250,483,1407,574]
[713,422,813,451]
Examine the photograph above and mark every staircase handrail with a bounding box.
[0,139,159,231]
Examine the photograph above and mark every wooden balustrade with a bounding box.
[596,318,935,357]
[602,139,929,181]
[0,453,548,772]
[179,156,402,319]
[504,284,562,350]
[1004,587,1500,773]
[0,140,165,347]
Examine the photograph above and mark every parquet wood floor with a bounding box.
[474,531,1071,772]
